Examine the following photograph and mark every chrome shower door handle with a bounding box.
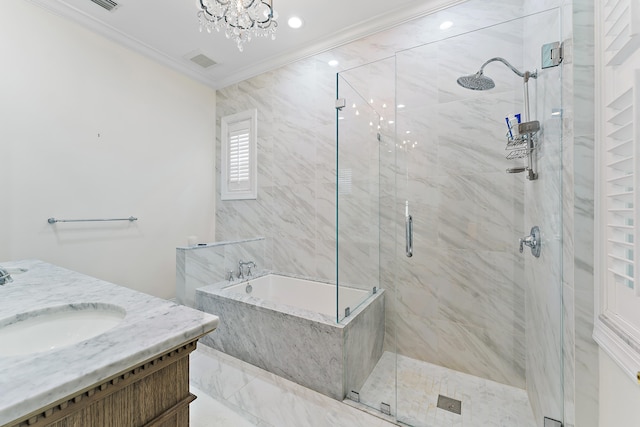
[406,214,413,257]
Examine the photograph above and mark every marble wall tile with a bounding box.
[176,245,225,307]
[433,319,526,389]
[176,249,186,303]
[558,0,598,425]
[436,249,525,333]
[562,283,576,427]
[575,288,598,426]
[271,237,317,278]
[176,239,267,307]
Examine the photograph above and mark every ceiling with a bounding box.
[26,0,458,89]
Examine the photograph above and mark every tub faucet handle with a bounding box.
[225,270,234,282]
[0,268,13,286]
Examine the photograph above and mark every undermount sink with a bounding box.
[0,303,126,357]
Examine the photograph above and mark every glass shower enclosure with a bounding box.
[337,5,563,426]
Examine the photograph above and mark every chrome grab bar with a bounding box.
[405,201,413,258]
[47,216,138,224]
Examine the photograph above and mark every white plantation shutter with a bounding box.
[594,0,640,381]
[228,122,251,190]
[605,81,640,334]
[221,110,257,200]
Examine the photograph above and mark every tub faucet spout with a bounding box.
[238,260,257,279]
[0,268,13,285]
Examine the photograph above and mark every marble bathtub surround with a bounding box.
[177,239,377,318]
[177,237,269,308]
[196,279,385,400]
[0,259,219,425]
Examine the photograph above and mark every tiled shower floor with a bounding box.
[350,351,537,427]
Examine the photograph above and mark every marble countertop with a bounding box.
[0,259,219,425]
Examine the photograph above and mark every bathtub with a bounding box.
[222,274,370,318]
[196,273,385,400]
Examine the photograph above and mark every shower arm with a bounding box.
[478,57,538,82]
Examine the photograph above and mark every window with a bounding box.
[221,109,257,200]
[594,0,640,380]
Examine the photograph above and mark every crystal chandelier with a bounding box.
[198,0,278,52]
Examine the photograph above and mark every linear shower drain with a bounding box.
[437,395,462,415]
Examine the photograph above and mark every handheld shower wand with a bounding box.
[457,57,539,180]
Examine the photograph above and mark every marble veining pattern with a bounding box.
[213,0,572,424]
[190,345,394,427]
[353,351,536,427]
[0,259,218,425]
[176,238,268,308]
[196,278,384,400]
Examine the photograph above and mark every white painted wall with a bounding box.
[0,0,216,298]
[599,349,640,426]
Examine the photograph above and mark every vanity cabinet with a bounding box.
[7,341,198,427]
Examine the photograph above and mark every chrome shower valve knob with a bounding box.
[519,226,541,257]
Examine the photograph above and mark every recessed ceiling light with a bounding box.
[440,20,453,30]
[288,16,304,29]
[328,60,339,67]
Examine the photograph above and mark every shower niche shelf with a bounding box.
[505,120,540,160]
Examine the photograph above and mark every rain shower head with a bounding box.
[457,57,537,91]
[456,71,495,91]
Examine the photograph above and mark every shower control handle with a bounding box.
[519,226,541,258]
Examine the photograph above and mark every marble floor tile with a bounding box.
[190,345,393,427]
[355,352,536,427]
[191,346,535,427]
[190,386,258,427]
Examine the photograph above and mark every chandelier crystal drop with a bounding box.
[198,0,278,52]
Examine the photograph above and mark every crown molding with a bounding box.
[24,0,217,88]
[25,0,464,90]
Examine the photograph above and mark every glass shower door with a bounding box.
[391,8,563,426]
[337,5,563,427]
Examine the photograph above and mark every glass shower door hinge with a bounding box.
[335,98,346,111]
[380,402,391,416]
[544,417,562,427]
[542,41,563,68]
